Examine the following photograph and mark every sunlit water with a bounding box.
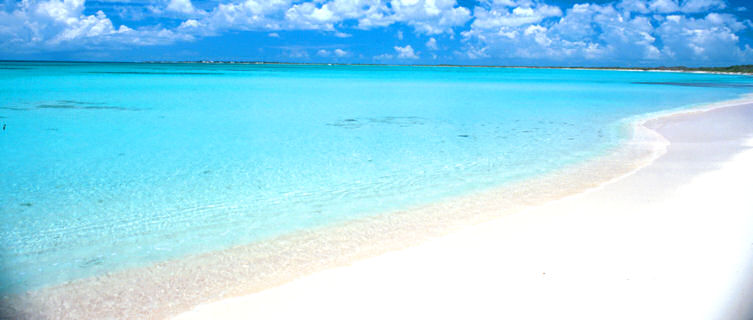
[1,62,751,293]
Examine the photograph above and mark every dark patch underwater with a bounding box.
[327,116,426,129]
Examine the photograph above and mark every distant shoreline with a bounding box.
[2,59,752,76]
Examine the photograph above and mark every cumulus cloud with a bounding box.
[681,0,726,13]
[1,0,751,65]
[317,48,349,57]
[166,0,197,15]
[426,37,438,50]
[395,44,418,58]
[656,13,750,62]
[374,45,419,60]
[285,2,339,30]
[199,0,290,32]
[388,0,472,34]
[0,0,189,52]
[461,0,752,65]
[471,1,562,29]
[0,0,471,54]
[648,0,680,13]
[619,0,726,14]
[192,0,470,36]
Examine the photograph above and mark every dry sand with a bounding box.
[174,103,753,320]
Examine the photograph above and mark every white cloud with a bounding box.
[316,48,348,57]
[268,32,279,37]
[461,0,752,65]
[283,0,472,34]
[618,0,725,14]
[656,13,751,62]
[389,0,472,34]
[397,30,404,39]
[0,0,188,52]
[202,0,291,32]
[177,18,213,36]
[394,44,418,58]
[180,19,200,29]
[0,0,469,53]
[190,0,469,36]
[648,0,680,13]
[461,0,567,61]
[374,53,394,60]
[2,0,752,66]
[426,37,438,50]
[470,1,562,30]
[680,0,726,13]
[167,0,196,14]
[491,0,518,7]
[617,0,651,14]
[285,2,338,30]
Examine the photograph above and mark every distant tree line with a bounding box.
[607,65,753,74]
[657,65,753,73]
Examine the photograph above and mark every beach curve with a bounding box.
[171,98,753,319]
[3,96,753,319]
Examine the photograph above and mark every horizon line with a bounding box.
[1,59,751,72]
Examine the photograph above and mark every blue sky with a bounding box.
[1,0,752,66]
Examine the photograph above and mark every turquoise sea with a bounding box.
[1,62,752,294]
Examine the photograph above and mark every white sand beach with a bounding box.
[174,102,753,320]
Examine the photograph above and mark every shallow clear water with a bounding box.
[1,62,751,293]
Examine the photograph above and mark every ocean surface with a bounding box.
[1,62,752,294]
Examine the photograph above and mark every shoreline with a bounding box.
[4,96,753,319]
[174,99,753,319]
